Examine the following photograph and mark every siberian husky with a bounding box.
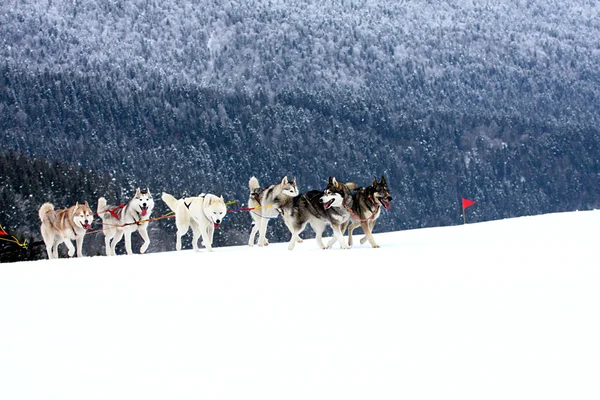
[279,177,356,250]
[38,201,94,259]
[161,192,227,252]
[247,176,299,247]
[346,176,392,248]
[97,188,154,256]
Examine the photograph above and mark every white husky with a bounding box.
[38,201,94,259]
[161,192,227,252]
[97,188,155,256]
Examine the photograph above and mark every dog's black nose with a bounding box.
[216,219,221,224]
[142,203,147,207]
[388,196,393,201]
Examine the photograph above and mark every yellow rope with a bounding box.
[0,223,28,248]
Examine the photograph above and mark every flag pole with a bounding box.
[463,206,467,224]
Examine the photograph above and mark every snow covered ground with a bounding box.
[1,211,599,400]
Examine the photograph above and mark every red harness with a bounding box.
[104,204,125,219]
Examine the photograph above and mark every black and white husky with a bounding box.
[345,176,392,248]
[247,176,299,247]
[279,177,356,250]
[97,188,155,256]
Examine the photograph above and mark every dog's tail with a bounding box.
[249,176,260,193]
[38,203,54,221]
[161,192,178,212]
[97,197,108,219]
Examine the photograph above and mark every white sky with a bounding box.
[1,210,599,400]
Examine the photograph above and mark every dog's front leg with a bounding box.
[201,228,213,252]
[360,219,378,245]
[330,225,349,249]
[138,225,150,254]
[76,235,85,257]
[123,230,134,254]
[190,226,201,251]
[64,238,76,257]
[360,222,379,248]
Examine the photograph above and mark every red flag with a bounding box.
[462,198,476,209]
[0,225,7,236]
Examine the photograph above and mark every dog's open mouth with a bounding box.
[381,199,391,210]
[141,206,148,217]
[214,223,220,229]
[81,222,92,230]
[323,199,334,209]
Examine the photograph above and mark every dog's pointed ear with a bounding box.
[220,195,225,202]
[333,177,342,190]
[85,201,89,208]
[282,176,288,185]
[135,187,141,195]
[372,177,378,186]
[146,187,151,195]
[381,176,387,185]
[328,176,334,185]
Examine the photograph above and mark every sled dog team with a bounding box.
[38,176,392,259]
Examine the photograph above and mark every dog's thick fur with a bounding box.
[38,201,94,259]
[247,176,299,247]
[97,188,154,256]
[345,176,393,248]
[280,177,356,250]
[161,192,227,252]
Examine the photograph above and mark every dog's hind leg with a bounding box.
[138,225,151,254]
[248,218,259,247]
[111,230,124,255]
[257,219,270,247]
[51,240,61,259]
[44,238,56,259]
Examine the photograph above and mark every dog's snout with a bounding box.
[387,196,393,201]
[142,202,147,208]
[216,219,221,224]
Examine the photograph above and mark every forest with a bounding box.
[1,0,599,261]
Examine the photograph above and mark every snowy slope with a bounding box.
[1,211,599,400]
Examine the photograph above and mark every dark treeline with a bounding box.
[1,0,600,261]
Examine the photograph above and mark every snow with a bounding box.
[1,211,599,400]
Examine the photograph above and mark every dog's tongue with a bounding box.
[214,223,220,229]
[141,207,148,217]
[323,199,334,209]
[82,223,92,230]
[382,200,390,211]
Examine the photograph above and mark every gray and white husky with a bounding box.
[247,176,299,247]
[279,177,356,251]
[345,176,393,248]
[97,188,155,256]
[161,192,227,252]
